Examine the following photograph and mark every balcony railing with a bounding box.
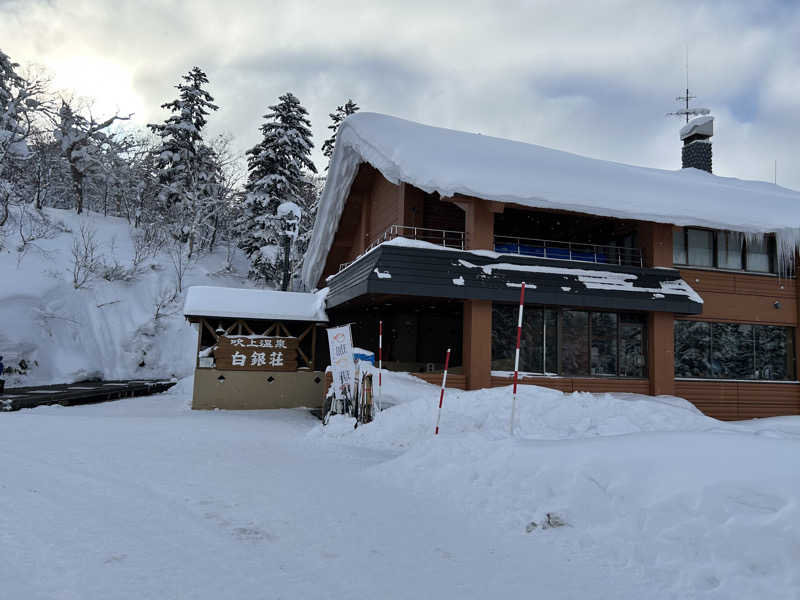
[335,226,644,275]
[368,225,465,252]
[494,235,644,268]
[338,225,465,272]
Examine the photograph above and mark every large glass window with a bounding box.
[755,326,794,380]
[561,310,589,375]
[746,236,771,273]
[591,312,617,375]
[710,322,753,379]
[619,314,647,377]
[675,320,795,380]
[674,228,779,274]
[716,232,743,270]
[675,320,712,377]
[492,306,646,377]
[687,229,714,267]
[673,228,687,265]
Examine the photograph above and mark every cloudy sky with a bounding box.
[2,0,799,188]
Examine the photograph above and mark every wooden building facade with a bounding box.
[312,162,800,421]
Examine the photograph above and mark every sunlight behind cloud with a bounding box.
[50,55,143,120]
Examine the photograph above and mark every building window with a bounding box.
[746,236,771,273]
[674,228,778,274]
[619,315,647,377]
[716,232,743,270]
[590,312,617,375]
[675,320,795,380]
[491,305,646,377]
[687,228,714,267]
[673,229,687,265]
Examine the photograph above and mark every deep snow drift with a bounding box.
[0,206,256,386]
[316,371,800,598]
[3,370,799,599]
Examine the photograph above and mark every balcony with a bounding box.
[339,226,644,272]
[339,225,465,272]
[493,236,644,268]
[368,224,466,251]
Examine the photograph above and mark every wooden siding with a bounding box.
[490,376,649,395]
[412,372,467,390]
[369,174,401,243]
[423,194,465,232]
[680,268,796,325]
[675,380,800,420]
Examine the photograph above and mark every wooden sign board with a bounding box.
[215,335,298,371]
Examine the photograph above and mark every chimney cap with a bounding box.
[680,115,713,140]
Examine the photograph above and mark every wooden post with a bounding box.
[641,222,675,396]
[195,318,203,369]
[463,299,492,390]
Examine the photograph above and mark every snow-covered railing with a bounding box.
[494,236,644,268]
[369,225,465,252]
[338,225,465,272]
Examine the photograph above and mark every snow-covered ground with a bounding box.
[0,206,256,386]
[3,372,799,599]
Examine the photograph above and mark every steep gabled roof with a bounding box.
[303,112,800,290]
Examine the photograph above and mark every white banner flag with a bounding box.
[327,324,356,401]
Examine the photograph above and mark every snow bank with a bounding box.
[311,370,800,598]
[313,372,717,449]
[183,286,329,322]
[303,112,800,289]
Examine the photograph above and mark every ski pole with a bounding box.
[510,282,526,435]
[434,348,451,435]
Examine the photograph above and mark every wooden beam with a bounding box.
[311,325,317,370]
[202,319,219,343]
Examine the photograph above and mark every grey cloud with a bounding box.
[2,0,800,188]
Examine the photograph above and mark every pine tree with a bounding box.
[239,92,316,289]
[321,99,358,169]
[148,67,219,256]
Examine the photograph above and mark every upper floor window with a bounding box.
[673,227,777,274]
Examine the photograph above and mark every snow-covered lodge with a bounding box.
[301,112,800,420]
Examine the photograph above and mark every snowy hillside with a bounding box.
[0,205,257,386]
[3,373,798,599]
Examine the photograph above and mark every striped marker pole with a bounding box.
[510,282,526,435]
[434,348,451,435]
[377,320,383,412]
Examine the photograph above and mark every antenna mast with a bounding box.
[667,45,709,122]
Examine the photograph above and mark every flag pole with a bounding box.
[510,282,526,435]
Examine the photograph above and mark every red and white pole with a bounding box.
[510,282,526,435]
[378,320,383,411]
[434,348,451,435]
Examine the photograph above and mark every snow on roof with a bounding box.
[680,115,714,140]
[183,286,328,322]
[302,112,800,290]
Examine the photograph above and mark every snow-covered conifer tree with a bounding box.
[148,67,219,256]
[321,99,358,169]
[239,92,316,289]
